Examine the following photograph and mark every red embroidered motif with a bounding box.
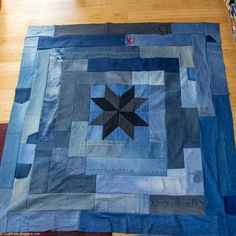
[126,36,135,45]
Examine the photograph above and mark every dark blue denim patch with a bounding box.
[206,35,216,43]
[26,132,38,144]
[224,196,236,215]
[38,35,126,50]
[199,117,224,215]
[47,174,96,193]
[79,211,219,235]
[182,108,200,148]
[187,67,196,81]
[87,58,179,73]
[213,95,236,196]
[53,131,70,148]
[14,88,31,104]
[14,163,32,179]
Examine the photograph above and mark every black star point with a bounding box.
[90,86,148,139]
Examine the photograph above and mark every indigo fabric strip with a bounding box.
[213,95,236,195]
[38,35,126,49]
[87,58,179,72]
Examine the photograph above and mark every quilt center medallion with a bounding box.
[90,85,148,139]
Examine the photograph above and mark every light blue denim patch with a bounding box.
[85,140,123,158]
[7,211,55,232]
[38,55,63,142]
[26,25,55,37]
[86,157,167,176]
[149,111,166,144]
[75,71,133,85]
[148,86,166,144]
[7,102,29,135]
[24,37,39,48]
[87,125,150,144]
[90,85,106,98]
[96,175,187,195]
[184,148,204,195]
[6,210,81,232]
[95,193,149,214]
[21,115,40,144]
[192,34,215,116]
[148,85,165,111]
[17,144,36,164]
[63,59,88,72]
[123,142,166,159]
[134,84,149,99]
[21,47,37,69]
[25,193,95,211]
[0,189,11,232]
[68,122,88,157]
[180,67,197,108]
[17,68,34,89]
[132,71,165,85]
[27,50,51,116]
[0,134,21,189]
[86,124,103,141]
[140,46,194,68]
[66,157,86,175]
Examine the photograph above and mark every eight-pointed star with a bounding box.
[90,86,148,139]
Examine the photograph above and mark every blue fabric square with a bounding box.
[187,67,197,81]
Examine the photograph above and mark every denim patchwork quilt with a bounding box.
[0,22,236,235]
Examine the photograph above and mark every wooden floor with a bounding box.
[0,1,235,235]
